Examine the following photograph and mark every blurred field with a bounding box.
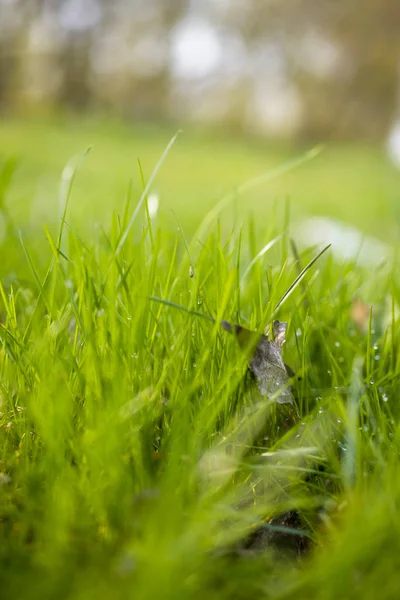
[1,116,400,240]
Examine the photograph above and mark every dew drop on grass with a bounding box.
[374,355,380,361]
[337,418,342,424]
[373,344,379,350]
[382,393,389,402]
[369,379,374,385]
[335,341,341,348]
[296,328,302,337]
[197,298,203,306]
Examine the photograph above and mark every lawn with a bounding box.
[1,117,400,599]
[1,115,399,238]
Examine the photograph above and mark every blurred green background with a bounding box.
[1,0,400,243]
[1,116,400,242]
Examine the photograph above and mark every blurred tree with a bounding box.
[278,0,400,140]
[0,0,399,141]
[329,0,400,140]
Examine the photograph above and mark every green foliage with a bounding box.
[1,129,400,599]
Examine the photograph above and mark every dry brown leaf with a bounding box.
[221,320,294,405]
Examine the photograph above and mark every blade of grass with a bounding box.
[57,146,92,249]
[240,234,283,285]
[115,130,181,257]
[148,296,216,324]
[192,145,323,245]
[273,244,331,315]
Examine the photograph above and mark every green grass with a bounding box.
[1,123,400,599]
[1,115,400,240]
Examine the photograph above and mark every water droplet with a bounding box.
[327,369,332,375]
[373,344,379,350]
[189,265,194,278]
[318,407,324,414]
[296,328,302,337]
[369,379,374,385]
[374,354,380,361]
[363,424,369,432]
[147,193,159,219]
[337,418,342,424]
[127,316,132,321]
[382,393,389,402]
[335,341,341,348]
[197,298,203,306]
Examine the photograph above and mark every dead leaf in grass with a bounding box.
[221,320,294,406]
